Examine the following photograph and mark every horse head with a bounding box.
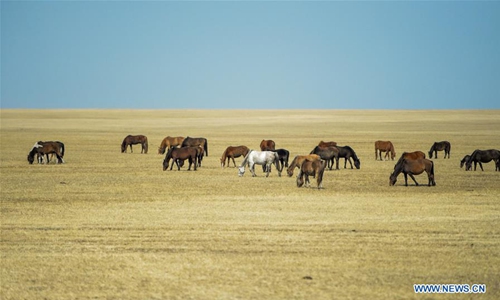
[238,166,245,177]
[354,160,361,169]
[389,173,397,186]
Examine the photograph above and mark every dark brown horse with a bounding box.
[121,135,148,154]
[460,155,471,169]
[375,140,396,161]
[318,141,337,148]
[465,149,500,171]
[296,160,327,189]
[220,145,250,168]
[163,147,198,171]
[390,158,435,187]
[395,151,426,166]
[260,139,276,151]
[429,141,451,159]
[181,137,208,156]
[310,145,339,170]
[335,145,361,169]
[158,136,184,154]
[27,142,65,164]
[287,154,321,177]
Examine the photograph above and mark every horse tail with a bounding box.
[204,139,208,156]
[317,161,327,188]
[240,150,252,167]
[144,136,149,154]
[59,142,65,157]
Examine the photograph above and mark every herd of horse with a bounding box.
[27,135,499,189]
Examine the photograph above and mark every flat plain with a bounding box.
[1,109,499,299]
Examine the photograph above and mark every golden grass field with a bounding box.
[1,109,499,299]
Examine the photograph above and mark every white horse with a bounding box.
[238,150,281,177]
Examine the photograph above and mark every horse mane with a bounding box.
[239,150,253,167]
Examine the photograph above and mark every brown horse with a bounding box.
[121,135,148,154]
[318,141,337,148]
[395,151,426,166]
[429,141,451,159]
[260,139,276,151]
[27,142,65,164]
[310,145,339,170]
[158,136,184,154]
[163,147,198,171]
[220,145,250,168]
[287,154,321,177]
[181,137,208,156]
[390,158,435,187]
[34,141,65,163]
[296,160,327,189]
[375,140,396,161]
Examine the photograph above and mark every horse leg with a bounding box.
[479,162,484,171]
[250,163,256,177]
[305,174,310,187]
[335,157,340,170]
[231,157,236,168]
[408,173,419,186]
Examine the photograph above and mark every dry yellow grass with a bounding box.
[1,109,499,299]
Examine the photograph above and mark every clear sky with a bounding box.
[1,1,499,109]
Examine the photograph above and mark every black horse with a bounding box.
[465,149,500,171]
[310,145,339,170]
[335,145,361,169]
[428,141,451,159]
[263,148,290,172]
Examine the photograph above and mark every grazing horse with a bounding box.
[121,135,148,154]
[429,141,451,159]
[375,140,396,161]
[163,147,198,171]
[310,146,339,170]
[465,149,500,171]
[296,160,327,189]
[286,154,321,177]
[181,137,208,156]
[335,145,361,169]
[460,155,471,169]
[260,139,276,151]
[390,158,435,187]
[395,151,426,166]
[27,142,65,164]
[220,145,250,168]
[238,150,281,177]
[158,136,184,154]
[318,141,337,148]
[35,141,65,163]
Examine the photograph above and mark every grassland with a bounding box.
[1,109,499,299]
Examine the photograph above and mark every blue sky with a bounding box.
[1,1,499,109]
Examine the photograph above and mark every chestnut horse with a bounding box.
[121,135,148,154]
[220,145,250,168]
[286,154,321,177]
[181,137,208,156]
[158,136,184,154]
[296,160,327,189]
[429,141,451,159]
[390,158,435,187]
[260,140,276,151]
[318,141,337,148]
[395,151,426,166]
[27,142,65,164]
[375,140,396,161]
[163,147,198,171]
